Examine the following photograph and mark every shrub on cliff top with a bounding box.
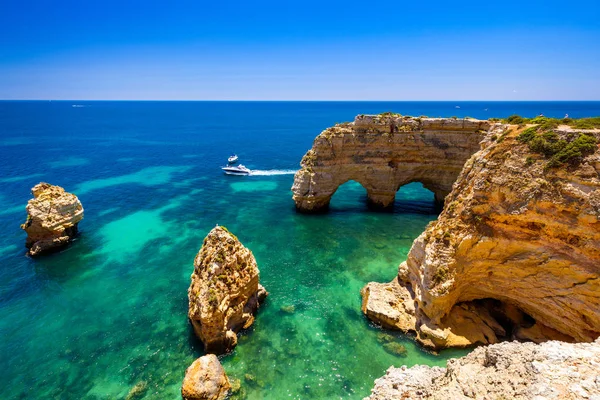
[517,127,537,143]
[505,114,525,125]
[569,117,600,129]
[547,133,598,168]
[378,111,401,117]
[517,127,597,168]
[529,116,560,131]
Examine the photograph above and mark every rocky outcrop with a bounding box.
[182,354,231,400]
[21,182,84,256]
[367,338,600,400]
[292,115,498,212]
[362,125,600,349]
[188,226,267,354]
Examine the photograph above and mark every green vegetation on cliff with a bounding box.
[517,126,598,168]
[504,114,600,129]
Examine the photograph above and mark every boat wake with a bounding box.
[250,169,298,176]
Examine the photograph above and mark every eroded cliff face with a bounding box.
[367,338,600,400]
[292,115,497,212]
[21,182,84,256]
[188,226,267,354]
[362,125,600,349]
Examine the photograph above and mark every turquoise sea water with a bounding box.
[2,101,600,399]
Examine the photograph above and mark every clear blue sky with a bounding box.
[1,0,599,100]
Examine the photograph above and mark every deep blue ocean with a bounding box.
[1,101,599,399]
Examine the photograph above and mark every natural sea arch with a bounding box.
[328,180,437,213]
[292,116,493,213]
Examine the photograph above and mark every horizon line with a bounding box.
[2,99,600,102]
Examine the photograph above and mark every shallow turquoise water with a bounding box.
[2,101,599,399]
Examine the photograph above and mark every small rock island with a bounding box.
[188,226,267,354]
[21,182,84,256]
[181,354,231,400]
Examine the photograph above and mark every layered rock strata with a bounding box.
[182,354,231,400]
[367,338,600,400]
[362,125,600,349]
[292,115,496,212]
[188,226,267,354]
[21,182,84,256]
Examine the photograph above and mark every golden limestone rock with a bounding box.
[292,115,497,212]
[21,182,84,256]
[368,338,600,400]
[188,226,267,354]
[181,354,231,400]
[362,124,600,349]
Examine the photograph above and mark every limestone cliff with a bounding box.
[188,226,267,354]
[21,182,84,256]
[182,354,231,400]
[367,338,600,400]
[362,124,600,349]
[292,114,499,212]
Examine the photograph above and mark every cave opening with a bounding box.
[467,298,537,340]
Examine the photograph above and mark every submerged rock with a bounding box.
[368,338,600,400]
[21,182,84,256]
[125,381,148,400]
[280,305,295,314]
[188,226,267,354]
[181,354,231,400]
[382,342,407,357]
[362,124,600,349]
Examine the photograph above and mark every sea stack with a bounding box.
[21,182,84,256]
[181,354,231,400]
[362,124,600,349]
[188,226,267,354]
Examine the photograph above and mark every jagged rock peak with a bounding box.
[21,182,84,256]
[181,354,231,400]
[362,125,600,349]
[292,114,502,213]
[367,338,600,400]
[188,226,267,354]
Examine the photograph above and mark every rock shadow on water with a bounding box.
[31,239,93,280]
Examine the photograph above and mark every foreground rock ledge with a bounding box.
[182,354,231,400]
[367,338,600,400]
[21,182,84,256]
[362,125,600,349]
[292,115,500,212]
[188,226,267,354]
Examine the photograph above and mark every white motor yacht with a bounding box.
[228,155,239,164]
[222,164,251,175]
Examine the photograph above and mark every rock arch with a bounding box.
[292,115,496,213]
